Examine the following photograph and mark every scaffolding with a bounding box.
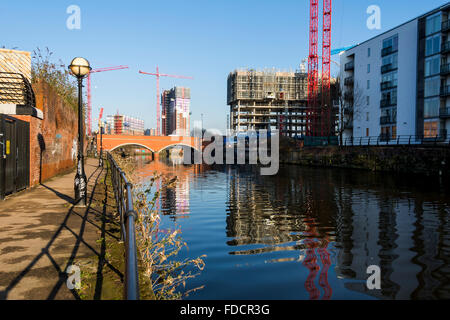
[227,68,308,137]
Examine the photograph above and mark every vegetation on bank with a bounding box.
[112,155,206,300]
[31,47,81,112]
[74,161,154,300]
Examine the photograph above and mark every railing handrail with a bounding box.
[341,133,450,147]
[107,152,140,300]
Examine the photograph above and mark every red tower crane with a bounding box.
[87,65,129,135]
[321,0,332,137]
[139,67,193,136]
[307,0,332,137]
[307,0,320,137]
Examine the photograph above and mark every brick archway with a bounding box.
[98,135,201,154]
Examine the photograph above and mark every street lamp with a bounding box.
[99,121,104,167]
[69,57,91,206]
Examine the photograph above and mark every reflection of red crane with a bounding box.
[307,0,332,137]
[87,65,129,135]
[139,67,193,136]
[302,218,333,300]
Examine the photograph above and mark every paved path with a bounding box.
[0,158,113,300]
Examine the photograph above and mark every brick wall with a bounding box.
[12,80,79,186]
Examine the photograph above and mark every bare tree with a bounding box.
[335,74,367,145]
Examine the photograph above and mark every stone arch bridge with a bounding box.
[97,135,202,155]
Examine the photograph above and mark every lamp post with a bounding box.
[69,57,91,206]
[99,121,104,167]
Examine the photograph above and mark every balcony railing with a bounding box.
[380,116,396,125]
[343,105,353,114]
[344,61,354,71]
[440,107,450,118]
[344,92,353,101]
[381,81,397,91]
[442,41,450,54]
[441,63,450,75]
[442,19,450,32]
[381,63,397,74]
[380,98,397,108]
[440,85,450,96]
[344,76,354,86]
[381,46,397,57]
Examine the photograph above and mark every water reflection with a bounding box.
[134,157,450,300]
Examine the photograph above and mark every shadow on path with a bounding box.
[0,162,123,300]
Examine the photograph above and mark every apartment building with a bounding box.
[340,3,450,141]
[161,87,190,137]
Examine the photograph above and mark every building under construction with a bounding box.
[227,68,309,137]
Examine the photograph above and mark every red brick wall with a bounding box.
[12,81,79,186]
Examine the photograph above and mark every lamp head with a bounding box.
[68,57,91,78]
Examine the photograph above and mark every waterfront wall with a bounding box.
[281,146,450,175]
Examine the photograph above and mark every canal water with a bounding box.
[134,156,450,300]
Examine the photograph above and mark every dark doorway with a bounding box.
[0,115,30,199]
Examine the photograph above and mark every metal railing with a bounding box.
[107,152,140,300]
[380,98,397,108]
[380,116,396,125]
[442,19,450,32]
[440,85,450,96]
[381,63,397,74]
[0,72,35,107]
[442,41,450,54]
[381,81,397,91]
[440,107,450,118]
[344,61,354,71]
[344,76,354,86]
[441,63,450,75]
[381,46,397,57]
[342,133,450,147]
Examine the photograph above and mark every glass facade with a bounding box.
[422,12,444,137]
[381,34,399,140]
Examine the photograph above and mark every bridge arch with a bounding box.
[109,143,156,154]
[158,143,201,154]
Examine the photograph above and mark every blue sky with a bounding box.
[0,0,448,131]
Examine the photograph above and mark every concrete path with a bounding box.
[0,158,114,300]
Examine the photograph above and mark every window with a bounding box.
[366,112,370,121]
[367,64,371,73]
[425,34,441,56]
[426,13,441,36]
[424,76,440,97]
[383,35,399,51]
[382,53,398,69]
[367,96,370,105]
[424,121,439,137]
[424,97,440,118]
[368,48,371,57]
[382,71,398,87]
[367,80,370,89]
[392,126,397,139]
[425,56,440,76]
